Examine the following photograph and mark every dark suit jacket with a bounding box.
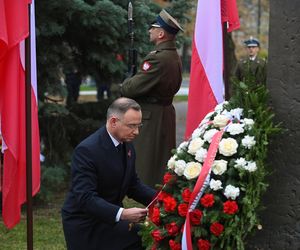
[62,126,155,250]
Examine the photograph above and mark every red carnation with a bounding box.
[151,229,164,242]
[169,239,182,250]
[150,206,160,225]
[163,172,176,184]
[210,222,224,236]
[200,194,215,208]
[163,196,177,212]
[178,203,188,217]
[166,222,180,236]
[157,191,170,202]
[182,188,192,202]
[190,209,203,225]
[223,200,239,215]
[197,239,211,250]
[151,244,157,250]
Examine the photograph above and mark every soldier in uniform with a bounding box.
[120,9,183,188]
[235,37,267,85]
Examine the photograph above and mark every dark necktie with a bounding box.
[116,143,127,172]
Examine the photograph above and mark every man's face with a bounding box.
[247,46,259,57]
[149,27,163,44]
[114,109,142,142]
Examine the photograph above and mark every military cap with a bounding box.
[150,9,184,34]
[244,37,260,47]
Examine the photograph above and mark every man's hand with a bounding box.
[120,207,148,223]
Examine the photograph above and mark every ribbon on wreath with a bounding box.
[182,129,225,250]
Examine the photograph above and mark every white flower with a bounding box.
[234,157,247,168]
[188,138,204,155]
[224,185,240,200]
[177,141,188,153]
[219,138,238,156]
[212,159,228,175]
[243,118,255,129]
[229,108,243,119]
[209,179,223,191]
[242,135,256,149]
[183,162,202,180]
[195,147,208,163]
[174,160,187,176]
[226,123,245,135]
[215,101,228,112]
[203,129,219,143]
[244,161,257,172]
[167,155,177,170]
[192,128,202,139]
[213,114,230,128]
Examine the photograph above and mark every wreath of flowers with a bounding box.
[140,82,280,250]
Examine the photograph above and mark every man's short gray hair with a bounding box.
[106,97,141,120]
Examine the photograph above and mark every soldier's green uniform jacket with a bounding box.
[235,56,267,84]
[121,40,182,187]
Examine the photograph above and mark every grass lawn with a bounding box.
[0,197,66,250]
[0,197,142,249]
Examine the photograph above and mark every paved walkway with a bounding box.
[174,101,188,146]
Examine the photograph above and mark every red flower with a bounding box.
[190,209,203,225]
[178,203,188,217]
[166,222,180,236]
[151,244,157,250]
[157,191,170,202]
[149,206,160,225]
[200,194,215,208]
[169,239,181,250]
[197,239,211,250]
[210,222,224,236]
[151,229,164,242]
[182,188,192,202]
[223,200,239,215]
[163,172,175,184]
[163,196,177,212]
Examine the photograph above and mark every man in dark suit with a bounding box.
[62,97,155,250]
[121,9,183,188]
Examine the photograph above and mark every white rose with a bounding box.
[213,114,230,128]
[242,135,256,149]
[177,141,188,153]
[167,155,177,170]
[183,162,202,180]
[243,118,255,129]
[209,179,223,191]
[224,185,240,200]
[227,123,245,135]
[219,138,238,156]
[195,147,208,163]
[174,160,187,176]
[212,159,228,175]
[234,157,247,169]
[244,161,257,172]
[203,129,219,143]
[188,138,204,155]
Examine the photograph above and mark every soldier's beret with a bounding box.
[244,37,260,47]
[150,9,183,35]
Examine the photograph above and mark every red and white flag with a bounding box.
[185,0,240,139]
[0,0,40,229]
